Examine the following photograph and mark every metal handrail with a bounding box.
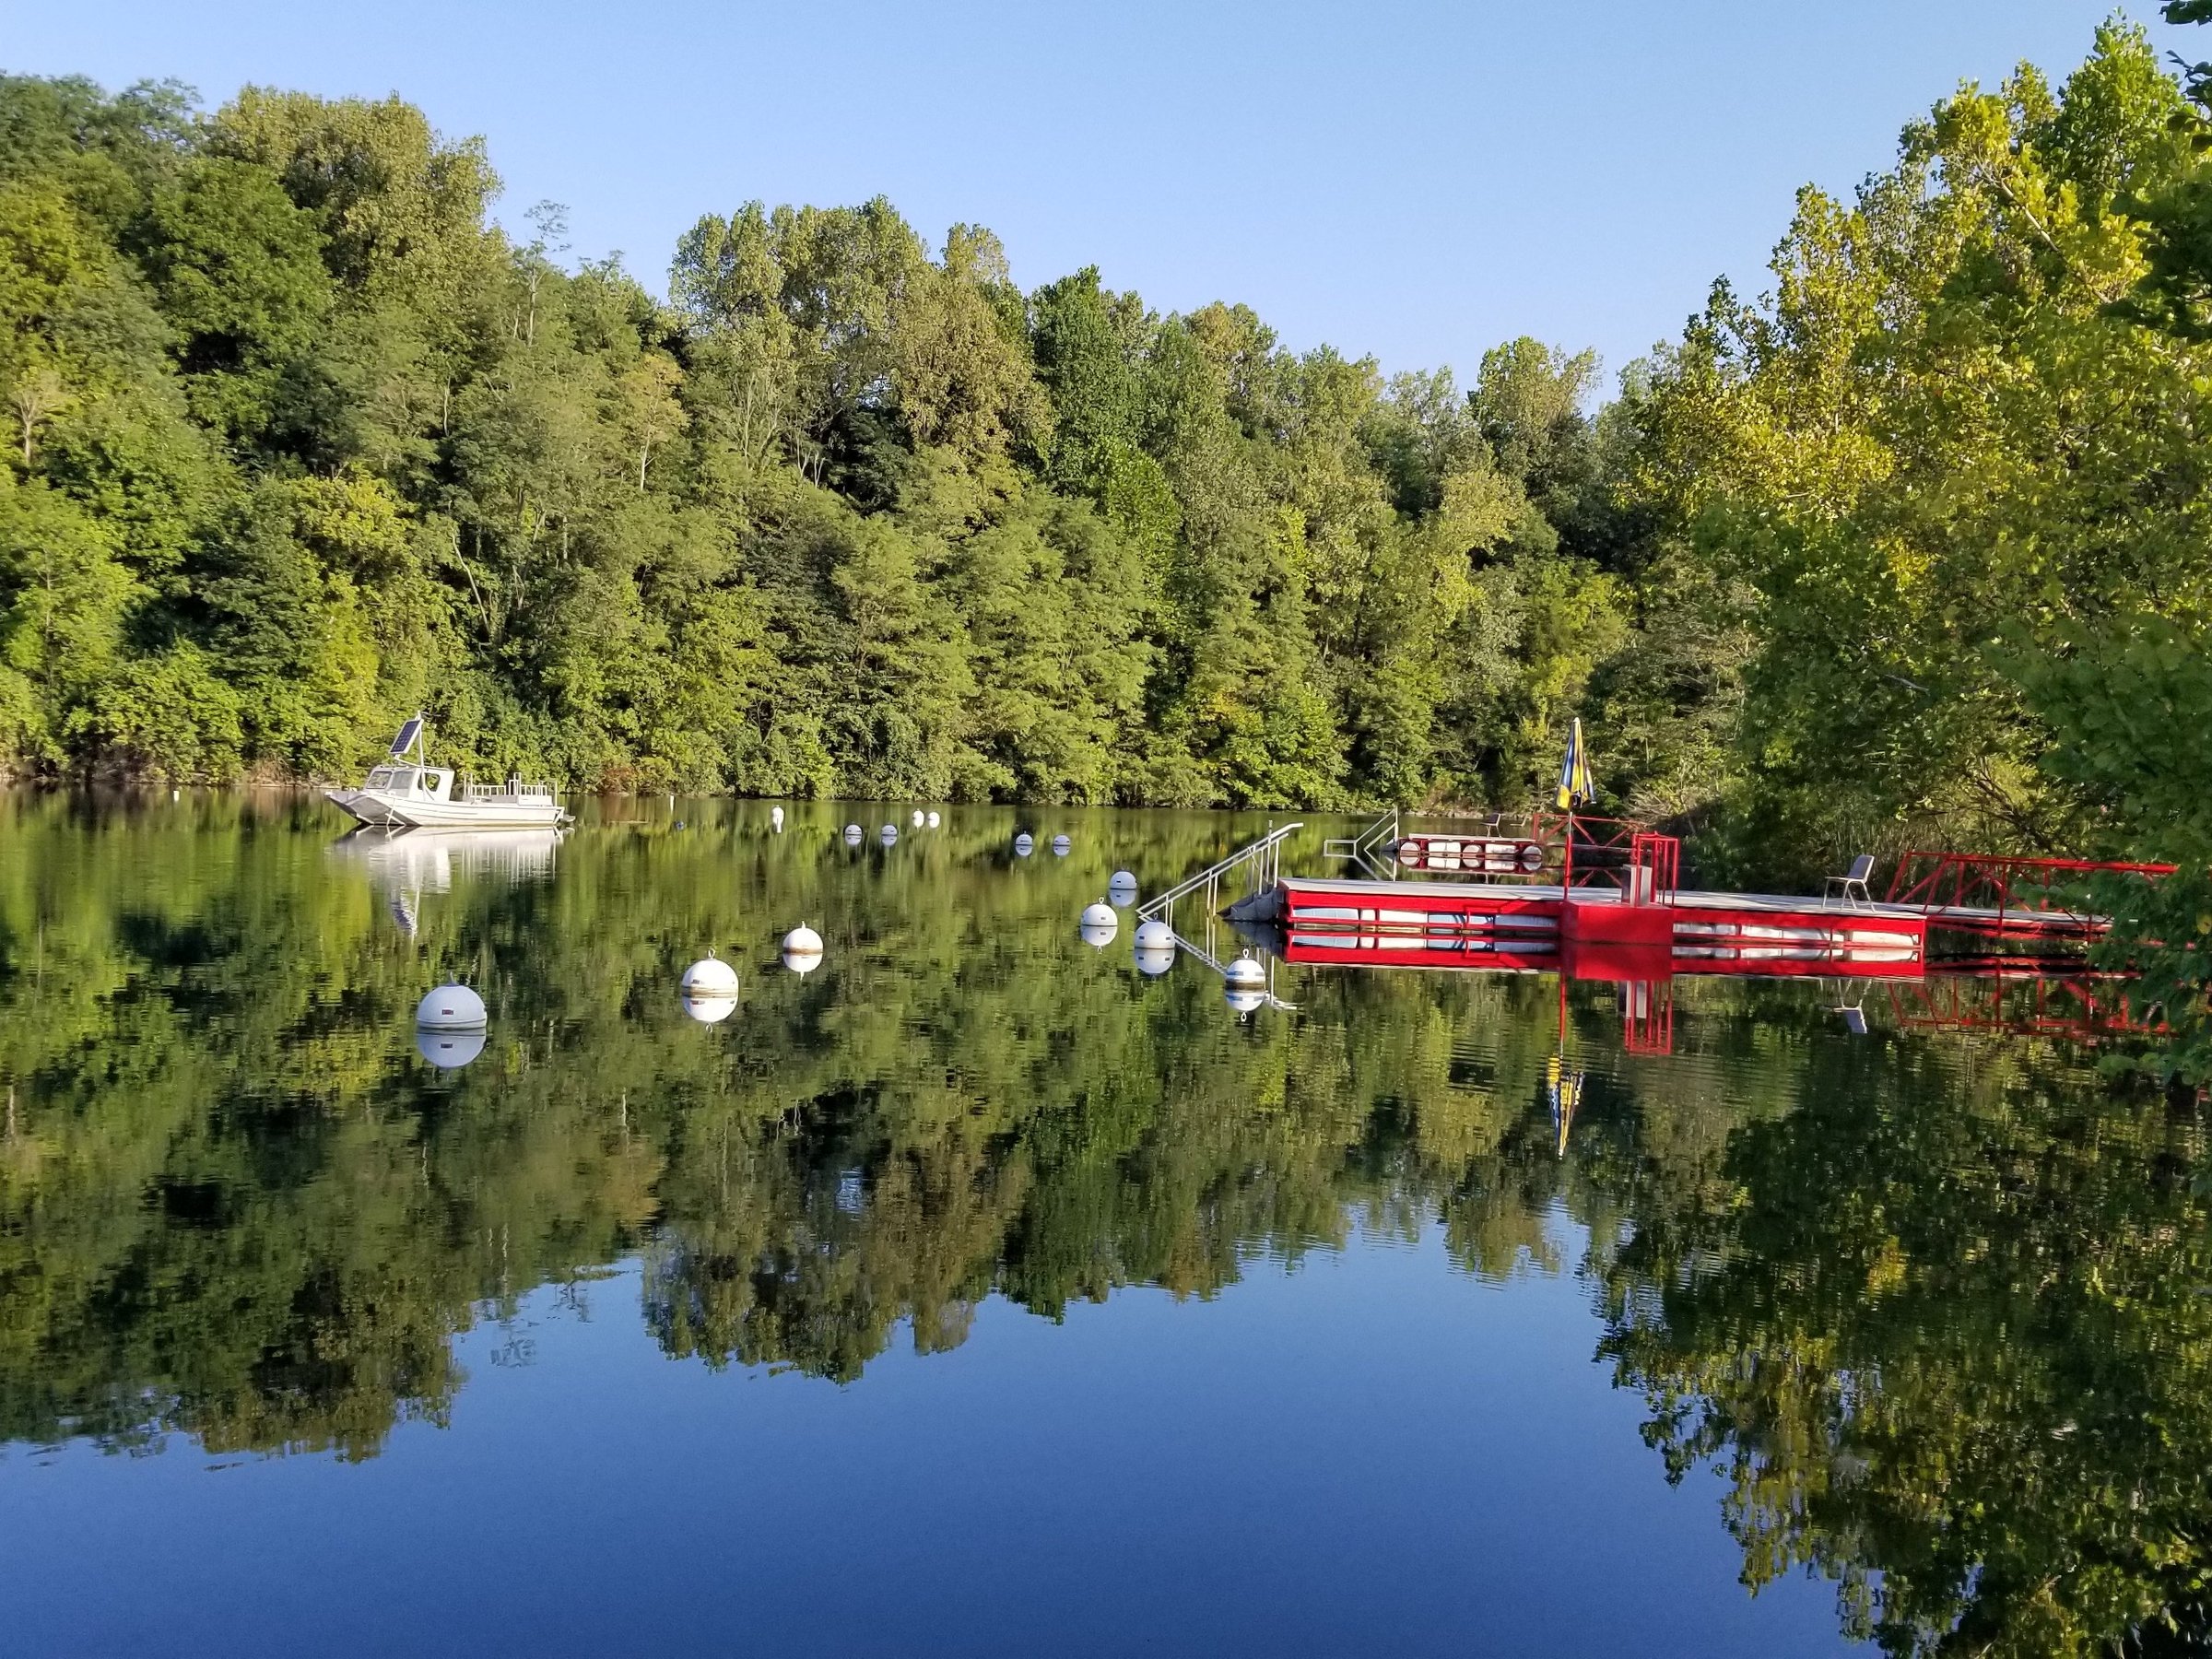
[1138,823,1303,925]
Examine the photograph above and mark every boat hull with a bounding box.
[324,788,402,827]
[384,794,566,830]
[327,789,564,830]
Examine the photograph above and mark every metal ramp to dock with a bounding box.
[1138,823,1300,933]
[1137,823,1301,1002]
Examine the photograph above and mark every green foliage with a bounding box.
[0,73,1664,812]
[1582,17,2212,1062]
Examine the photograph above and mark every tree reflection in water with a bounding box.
[0,791,2202,1653]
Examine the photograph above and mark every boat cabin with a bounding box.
[361,764,454,802]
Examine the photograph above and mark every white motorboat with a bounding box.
[324,715,571,830]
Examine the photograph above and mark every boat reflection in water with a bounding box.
[330,826,564,935]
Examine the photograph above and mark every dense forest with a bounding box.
[0,19,2200,822]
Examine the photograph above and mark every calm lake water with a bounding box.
[0,793,2205,1657]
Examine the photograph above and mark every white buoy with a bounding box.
[1134,920,1176,951]
[1225,986,1266,1016]
[681,953,740,999]
[880,823,899,845]
[843,823,863,846]
[1079,901,1118,948]
[1014,832,1034,856]
[1052,834,1072,856]
[782,924,824,975]
[771,806,785,832]
[1109,871,1138,908]
[417,1026,487,1068]
[682,959,740,1024]
[912,808,924,829]
[1110,869,1137,889]
[926,811,940,829]
[1224,956,1266,989]
[416,983,488,1030]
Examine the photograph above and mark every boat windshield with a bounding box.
[364,766,444,796]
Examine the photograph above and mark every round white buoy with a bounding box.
[1079,901,1118,949]
[1110,869,1137,889]
[1225,986,1266,1016]
[1134,947,1177,978]
[681,953,740,999]
[1014,832,1034,856]
[417,1026,487,1068]
[1224,956,1266,989]
[843,823,864,845]
[782,924,824,961]
[1134,919,1177,951]
[1109,871,1138,908]
[1052,834,1072,856]
[416,983,488,1030]
[912,808,924,829]
[926,811,940,829]
[880,823,899,845]
[771,806,785,831]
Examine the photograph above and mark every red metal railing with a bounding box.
[1535,811,1653,894]
[1884,851,2175,939]
[1888,965,2162,1041]
[1379,811,1678,907]
[1629,831,1680,905]
[1384,809,1663,894]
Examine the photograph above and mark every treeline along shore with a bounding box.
[9,18,2212,1046]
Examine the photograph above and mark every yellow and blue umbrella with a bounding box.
[1555,717,1595,811]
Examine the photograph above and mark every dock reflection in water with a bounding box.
[0,792,2204,1656]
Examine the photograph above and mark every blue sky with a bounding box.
[3,1,2191,389]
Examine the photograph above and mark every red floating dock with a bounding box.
[1265,876,1928,975]
[1184,812,2165,985]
